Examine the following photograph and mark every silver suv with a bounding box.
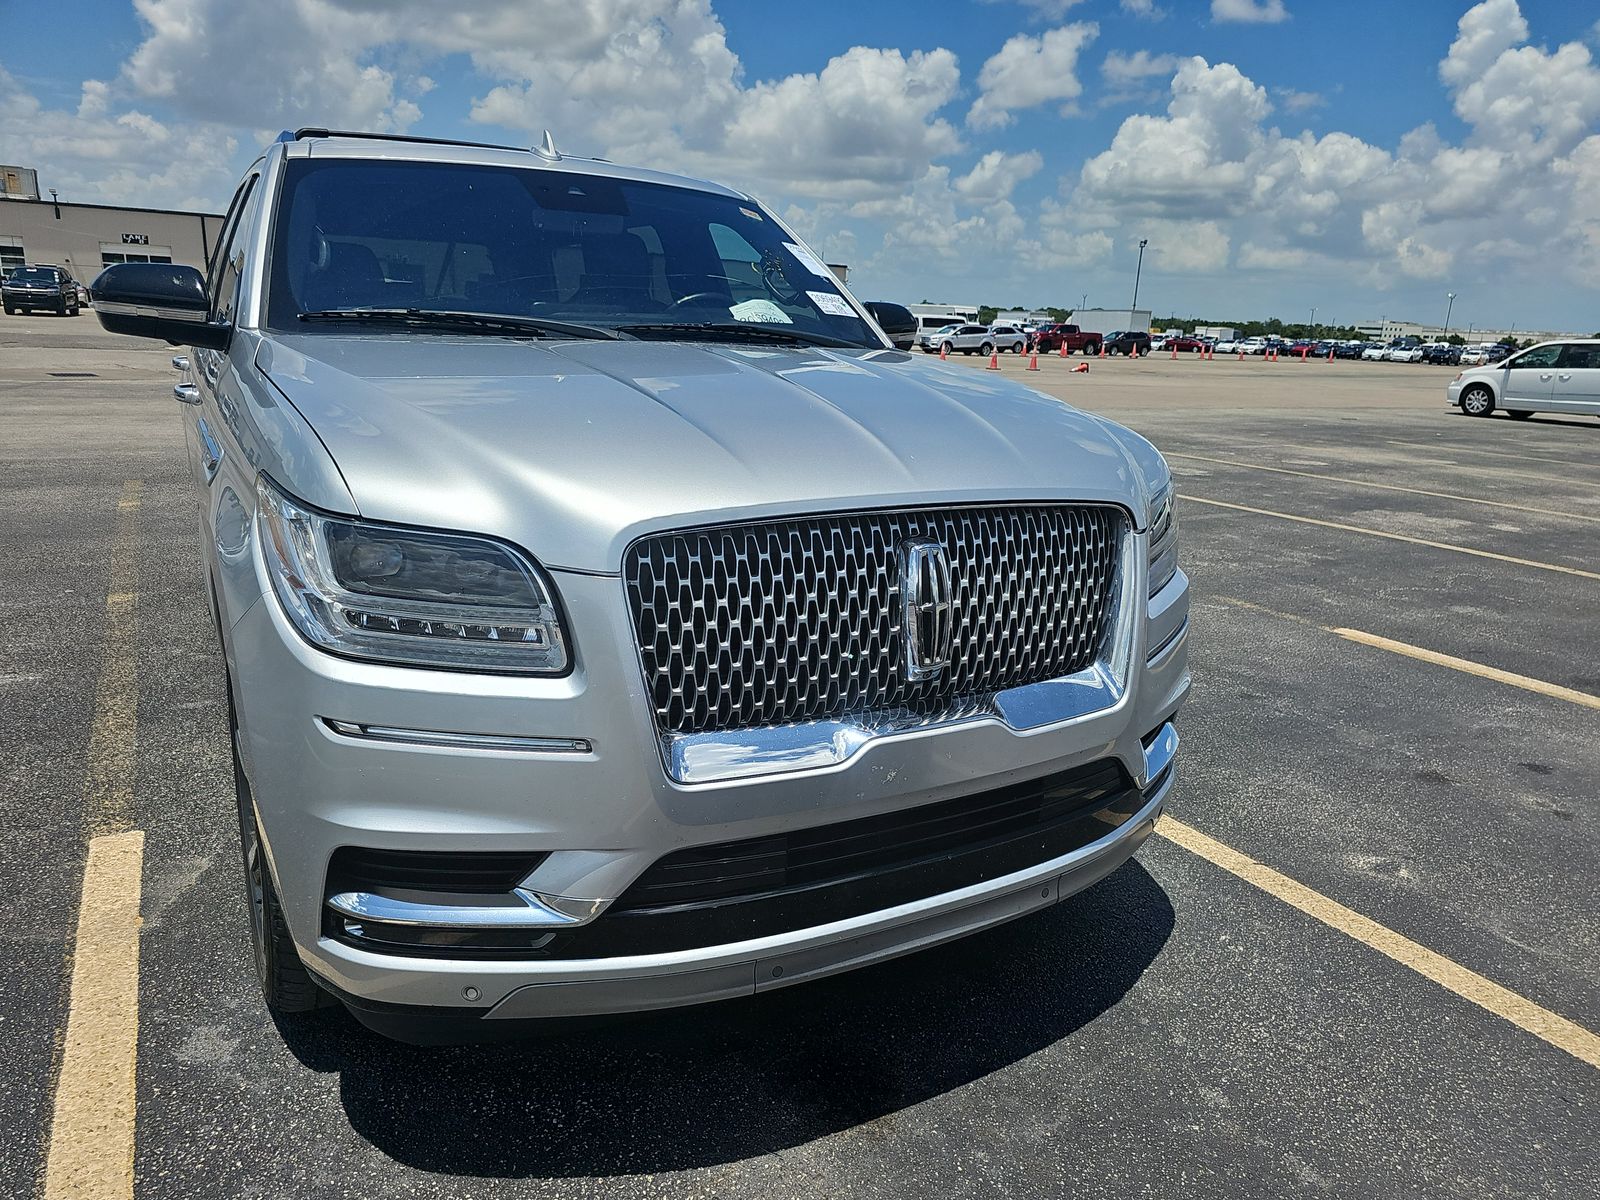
[91,129,1189,1042]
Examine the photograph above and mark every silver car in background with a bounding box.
[90,128,1190,1042]
[1448,339,1600,419]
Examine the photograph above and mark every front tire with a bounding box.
[1460,385,1495,417]
[231,696,328,1014]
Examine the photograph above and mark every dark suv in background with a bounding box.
[3,265,82,316]
[1104,330,1152,357]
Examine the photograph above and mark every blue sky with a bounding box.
[3,0,1597,332]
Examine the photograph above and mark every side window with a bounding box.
[1509,345,1562,369]
[208,174,258,320]
[1558,345,1600,370]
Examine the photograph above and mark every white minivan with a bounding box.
[1448,339,1600,419]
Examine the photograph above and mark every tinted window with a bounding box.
[212,175,260,323]
[1509,345,1561,368]
[265,158,876,346]
[1558,345,1600,369]
[10,267,61,283]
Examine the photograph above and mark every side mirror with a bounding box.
[865,300,918,349]
[91,263,230,350]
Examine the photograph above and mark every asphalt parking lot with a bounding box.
[3,314,1596,1199]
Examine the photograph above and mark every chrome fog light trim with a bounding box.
[326,887,590,929]
[321,719,591,755]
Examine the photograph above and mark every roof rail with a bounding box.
[285,127,544,155]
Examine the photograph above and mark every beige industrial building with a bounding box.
[0,189,224,286]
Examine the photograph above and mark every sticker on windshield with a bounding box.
[739,207,763,222]
[729,299,792,324]
[808,290,854,317]
[782,241,831,280]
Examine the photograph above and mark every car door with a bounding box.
[1551,344,1600,415]
[1499,344,1561,410]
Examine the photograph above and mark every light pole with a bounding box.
[1129,238,1148,323]
[1443,292,1456,341]
[1310,306,1317,336]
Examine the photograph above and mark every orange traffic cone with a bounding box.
[939,342,948,361]
[1026,349,1040,371]
[1098,342,1106,358]
[1072,362,1089,373]
[1170,343,1178,359]
[986,349,1000,370]
[1058,341,1068,358]
[1327,346,1335,362]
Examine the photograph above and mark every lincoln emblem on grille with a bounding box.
[898,537,955,681]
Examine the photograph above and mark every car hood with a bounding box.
[258,334,1157,573]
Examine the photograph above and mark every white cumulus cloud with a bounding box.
[1211,0,1290,24]
[967,23,1099,129]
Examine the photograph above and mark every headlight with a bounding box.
[1148,484,1178,597]
[256,476,568,674]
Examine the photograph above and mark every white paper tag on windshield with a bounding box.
[808,290,854,317]
[782,241,831,280]
[729,299,792,324]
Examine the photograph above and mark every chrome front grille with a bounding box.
[624,504,1123,737]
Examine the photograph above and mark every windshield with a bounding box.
[265,157,878,347]
[9,268,60,283]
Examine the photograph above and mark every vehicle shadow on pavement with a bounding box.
[273,861,1173,1178]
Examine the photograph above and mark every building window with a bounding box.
[0,237,23,274]
[99,242,173,267]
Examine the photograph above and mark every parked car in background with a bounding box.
[1449,339,1600,420]
[1390,345,1425,363]
[1215,337,1243,354]
[3,264,81,315]
[1334,341,1365,359]
[1161,335,1207,353]
[1421,343,1461,365]
[985,324,1028,355]
[89,126,1189,1040]
[1360,343,1388,361]
[1103,330,1153,356]
[1033,323,1103,355]
[918,322,961,352]
[925,323,993,355]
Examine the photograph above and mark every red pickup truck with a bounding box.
[1031,323,1102,355]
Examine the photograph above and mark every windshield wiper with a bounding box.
[297,308,622,340]
[616,322,859,349]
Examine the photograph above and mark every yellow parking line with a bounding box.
[1331,628,1600,711]
[1168,451,1600,524]
[1210,596,1600,713]
[1180,494,1600,581]
[1381,437,1598,473]
[43,480,147,1200]
[43,830,146,1200]
[83,481,142,837]
[1157,817,1600,1070]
